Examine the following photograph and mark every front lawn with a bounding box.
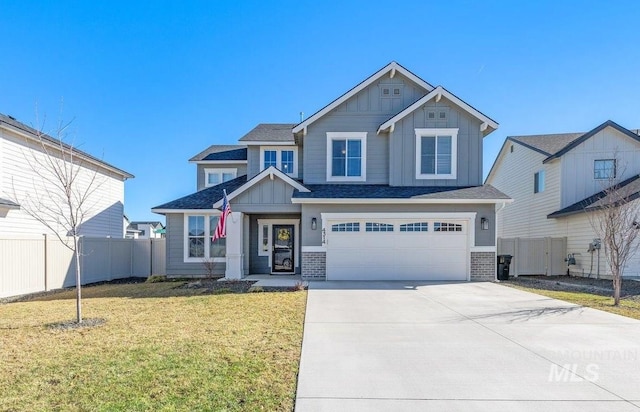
[0,282,307,411]
[503,281,640,320]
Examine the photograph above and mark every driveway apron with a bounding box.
[295,281,640,412]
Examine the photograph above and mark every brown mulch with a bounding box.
[177,279,257,293]
[505,275,640,301]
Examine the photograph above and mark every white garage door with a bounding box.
[326,217,469,281]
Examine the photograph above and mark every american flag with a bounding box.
[212,190,231,242]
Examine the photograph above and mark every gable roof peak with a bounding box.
[292,61,434,136]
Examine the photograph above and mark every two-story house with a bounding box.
[152,62,510,281]
[0,113,133,238]
[486,120,640,278]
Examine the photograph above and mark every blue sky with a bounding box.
[2,1,640,222]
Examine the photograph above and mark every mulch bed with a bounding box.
[506,275,640,301]
[178,279,257,293]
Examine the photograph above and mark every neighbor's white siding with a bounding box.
[0,127,126,237]
[488,142,562,239]
[561,127,640,208]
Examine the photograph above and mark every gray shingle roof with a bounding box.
[509,133,583,157]
[293,184,510,200]
[0,197,20,208]
[189,145,246,162]
[0,113,134,179]
[238,123,296,142]
[548,174,640,218]
[152,175,248,210]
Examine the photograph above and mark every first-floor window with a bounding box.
[187,216,205,258]
[185,215,226,261]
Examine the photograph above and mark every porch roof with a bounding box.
[151,175,247,212]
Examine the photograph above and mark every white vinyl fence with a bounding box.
[0,236,165,298]
[498,237,567,276]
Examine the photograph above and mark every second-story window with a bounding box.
[415,128,458,180]
[326,132,367,182]
[264,150,277,169]
[281,150,294,174]
[260,147,298,177]
[205,168,237,187]
[534,170,545,193]
[594,159,616,180]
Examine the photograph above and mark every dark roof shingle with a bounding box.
[152,175,247,210]
[0,197,20,208]
[293,184,510,200]
[189,145,246,162]
[548,174,640,218]
[238,123,295,142]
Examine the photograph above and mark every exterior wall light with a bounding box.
[311,217,317,230]
[481,217,489,230]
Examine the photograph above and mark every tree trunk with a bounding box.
[74,235,82,323]
[613,272,621,306]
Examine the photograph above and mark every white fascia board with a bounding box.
[377,86,499,135]
[293,62,434,135]
[212,166,309,208]
[292,198,513,205]
[1,122,134,179]
[151,208,216,214]
[189,160,248,164]
[242,141,296,146]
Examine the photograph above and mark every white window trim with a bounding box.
[259,146,298,177]
[183,214,226,263]
[256,219,300,271]
[204,168,237,188]
[415,128,458,180]
[326,132,367,182]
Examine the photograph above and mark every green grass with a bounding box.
[0,282,307,411]
[503,283,640,320]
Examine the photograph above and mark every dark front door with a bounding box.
[272,225,294,273]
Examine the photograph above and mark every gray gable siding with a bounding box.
[196,163,247,191]
[302,73,427,185]
[231,177,301,214]
[389,96,483,187]
[247,146,261,179]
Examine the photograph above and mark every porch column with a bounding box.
[225,212,244,280]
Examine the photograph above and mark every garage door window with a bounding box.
[331,222,360,232]
[434,222,462,232]
[399,222,429,232]
[365,222,394,232]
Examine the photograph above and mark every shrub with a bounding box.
[146,275,167,283]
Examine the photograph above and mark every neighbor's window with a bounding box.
[594,159,616,180]
[415,128,458,179]
[534,170,545,193]
[205,168,237,187]
[326,132,367,181]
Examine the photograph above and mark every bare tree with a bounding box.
[11,114,103,323]
[587,171,640,306]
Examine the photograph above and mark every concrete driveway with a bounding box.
[295,281,640,412]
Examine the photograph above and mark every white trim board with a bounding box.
[377,86,499,136]
[292,198,512,204]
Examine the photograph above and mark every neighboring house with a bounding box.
[0,113,133,238]
[152,62,510,281]
[127,221,165,239]
[486,120,640,278]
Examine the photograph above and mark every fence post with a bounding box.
[149,238,153,277]
[514,238,519,277]
[43,233,48,291]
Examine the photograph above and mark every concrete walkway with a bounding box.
[295,281,640,411]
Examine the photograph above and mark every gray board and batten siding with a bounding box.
[389,95,484,187]
[230,176,301,214]
[301,72,428,185]
[300,203,496,248]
